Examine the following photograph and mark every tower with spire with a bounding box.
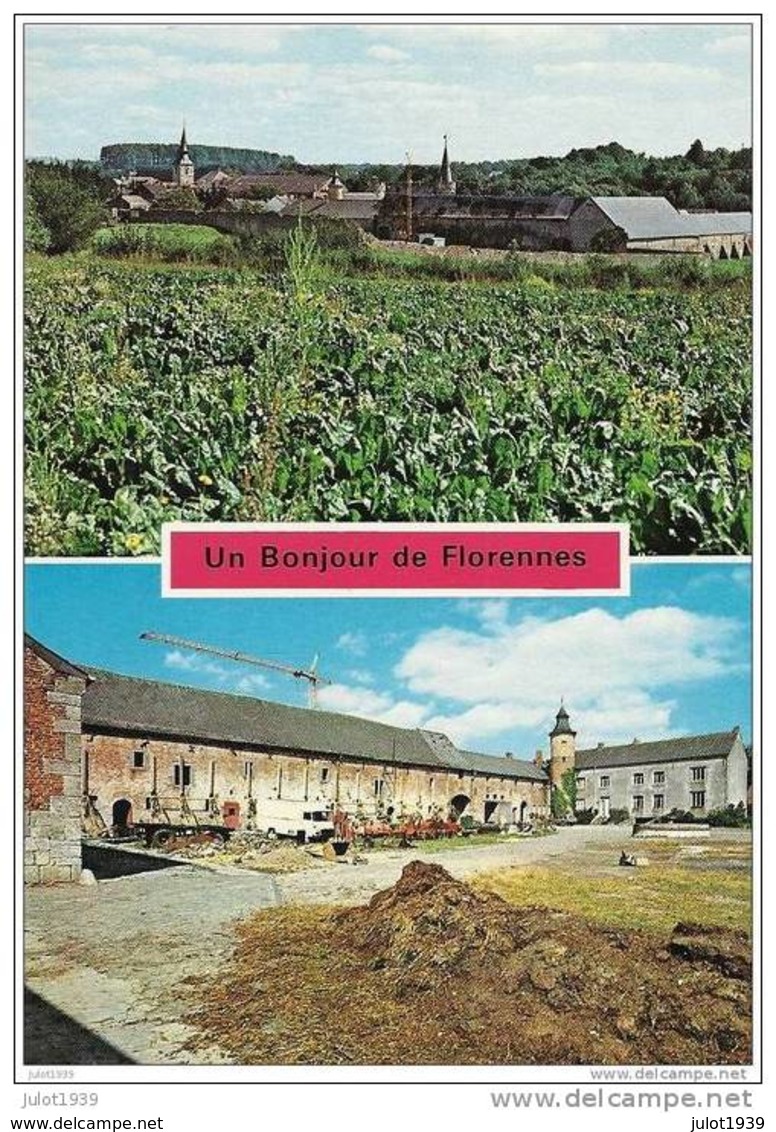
[437,134,456,196]
[173,125,195,188]
[326,169,346,201]
[548,701,577,788]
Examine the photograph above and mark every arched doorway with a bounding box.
[112,798,132,831]
[449,793,471,819]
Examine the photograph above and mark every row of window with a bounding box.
[630,790,706,812]
[578,766,707,790]
[139,758,389,799]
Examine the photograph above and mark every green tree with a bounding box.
[151,186,203,212]
[26,164,107,252]
[551,768,578,819]
[24,194,51,253]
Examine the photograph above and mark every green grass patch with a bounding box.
[92,223,236,263]
[475,863,751,936]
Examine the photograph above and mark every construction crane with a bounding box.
[139,631,331,708]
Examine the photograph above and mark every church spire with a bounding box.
[438,134,456,195]
[173,123,195,188]
[176,125,189,161]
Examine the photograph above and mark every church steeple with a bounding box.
[438,134,456,195]
[173,124,195,188]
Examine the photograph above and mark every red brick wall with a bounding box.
[24,648,65,810]
[24,643,86,883]
[83,731,550,829]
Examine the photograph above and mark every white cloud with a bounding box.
[394,605,741,749]
[358,24,612,55]
[163,648,269,693]
[336,630,368,657]
[706,32,751,56]
[318,684,429,730]
[367,44,410,63]
[534,60,720,85]
[345,668,375,686]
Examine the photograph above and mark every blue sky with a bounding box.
[24,21,752,162]
[25,561,752,755]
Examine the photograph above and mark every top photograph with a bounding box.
[22,19,754,557]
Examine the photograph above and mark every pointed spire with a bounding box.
[176,123,189,162]
[440,133,452,184]
[549,701,576,738]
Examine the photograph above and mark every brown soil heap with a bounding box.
[186,861,751,1065]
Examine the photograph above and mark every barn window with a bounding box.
[373,778,385,799]
[653,794,665,811]
[653,770,665,785]
[691,766,706,782]
[173,763,192,787]
[691,790,706,810]
[132,749,146,769]
[633,772,644,785]
[632,795,644,813]
[600,775,610,788]
[320,766,330,784]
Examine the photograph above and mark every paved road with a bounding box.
[25,866,281,1064]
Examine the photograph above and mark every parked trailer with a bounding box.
[132,822,233,850]
[356,816,461,844]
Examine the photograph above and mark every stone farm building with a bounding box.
[23,636,749,882]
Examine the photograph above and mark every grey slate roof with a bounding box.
[420,731,547,782]
[576,730,740,771]
[680,211,752,236]
[80,668,540,781]
[280,198,378,222]
[225,172,330,198]
[591,197,752,240]
[411,193,576,220]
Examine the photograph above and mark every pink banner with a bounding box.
[164,524,628,596]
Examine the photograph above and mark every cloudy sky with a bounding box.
[24,20,752,162]
[25,561,751,755]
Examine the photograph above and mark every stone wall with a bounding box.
[82,731,549,829]
[24,646,86,884]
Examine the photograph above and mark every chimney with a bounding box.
[533,749,544,768]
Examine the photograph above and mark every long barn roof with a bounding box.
[591,196,752,240]
[80,666,544,782]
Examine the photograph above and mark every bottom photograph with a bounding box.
[22,560,753,1070]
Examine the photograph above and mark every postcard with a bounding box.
[14,12,764,1128]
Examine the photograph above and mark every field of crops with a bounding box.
[25,256,752,556]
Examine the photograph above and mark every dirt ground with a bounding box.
[185,860,751,1066]
[23,826,751,1066]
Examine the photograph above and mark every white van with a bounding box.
[255,801,335,844]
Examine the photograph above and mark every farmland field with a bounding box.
[25,254,751,556]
